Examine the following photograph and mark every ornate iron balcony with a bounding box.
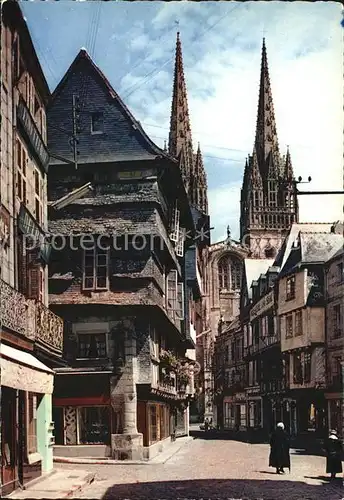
[1,279,63,354]
[35,301,63,353]
[0,279,33,338]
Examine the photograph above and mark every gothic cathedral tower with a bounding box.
[240,39,299,259]
[168,32,208,215]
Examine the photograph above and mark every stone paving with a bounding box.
[54,436,344,500]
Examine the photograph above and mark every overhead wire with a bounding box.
[121,2,242,100]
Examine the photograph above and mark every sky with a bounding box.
[21,1,343,243]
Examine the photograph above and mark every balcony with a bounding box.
[260,379,285,394]
[0,279,33,339]
[17,98,49,172]
[0,279,63,354]
[35,301,63,354]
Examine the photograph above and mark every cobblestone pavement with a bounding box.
[58,437,344,499]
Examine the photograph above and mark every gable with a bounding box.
[47,51,166,166]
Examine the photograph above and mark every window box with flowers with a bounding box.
[159,349,178,373]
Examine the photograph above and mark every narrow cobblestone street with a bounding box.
[55,436,344,499]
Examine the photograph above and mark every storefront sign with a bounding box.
[246,386,260,396]
[250,290,274,321]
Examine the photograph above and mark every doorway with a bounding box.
[1,387,19,495]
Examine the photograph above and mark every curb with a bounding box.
[54,436,194,466]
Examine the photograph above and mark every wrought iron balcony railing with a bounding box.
[0,279,63,354]
[35,301,63,353]
[0,279,33,338]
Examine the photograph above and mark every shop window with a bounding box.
[240,404,246,427]
[82,248,109,290]
[293,353,302,384]
[27,393,37,455]
[78,407,110,444]
[77,332,107,359]
[148,405,157,444]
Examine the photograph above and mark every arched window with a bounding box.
[231,259,242,290]
[218,256,242,291]
[218,256,229,290]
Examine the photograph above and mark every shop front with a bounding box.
[1,344,54,496]
[326,395,343,437]
[223,394,247,431]
[52,371,113,458]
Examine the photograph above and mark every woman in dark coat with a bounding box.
[323,430,343,480]
[269,422,291,474]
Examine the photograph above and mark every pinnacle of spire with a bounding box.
[250,148,263,187]
[284,146,294,180]
[192,142,208,214]
[254,38,280,179]
[168,31,194,182]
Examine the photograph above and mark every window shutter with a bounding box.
[170,206,180,242]
[176,282,184,319]
[166,270,177,319]
[175,227,185,257]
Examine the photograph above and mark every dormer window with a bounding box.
[91,112,104,134]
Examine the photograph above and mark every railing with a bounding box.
[0,279,33,338]
[260,379,285,394]
[35,301,63,352]
[0,279,63,353]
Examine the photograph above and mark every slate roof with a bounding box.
[244,258,274,299]
[300,233,343,264]
[48,49,176,166]
[274,222,334,270]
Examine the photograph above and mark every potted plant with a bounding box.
[159,349,178,372]
[177,371,190,393]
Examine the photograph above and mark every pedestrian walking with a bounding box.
[269,422,291,474]
[323,429,343,481]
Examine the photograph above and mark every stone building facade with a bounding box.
[324,247,343,436]
[0,2,63,495]
[277,227,343,440]
[46,40,204,460]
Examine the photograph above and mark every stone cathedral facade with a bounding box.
[199,39,299,422]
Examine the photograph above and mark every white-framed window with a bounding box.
[175,282,184,319]
[170,204,180,243]
[91,112,104,134]
[166,270,177,318]
[82,247,109,290]
[286,275,296,300]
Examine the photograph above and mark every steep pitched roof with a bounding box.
[49,49,175,165]
[274,222,334,270]
[300,232,343,264]
[244,258,274,298]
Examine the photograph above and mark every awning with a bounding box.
[1,344,54,394]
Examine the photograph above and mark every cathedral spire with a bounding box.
[193,142,208,214]
[254,38,280,179]
[168,32,194,188]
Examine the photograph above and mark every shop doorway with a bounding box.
[1,387,19,495]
